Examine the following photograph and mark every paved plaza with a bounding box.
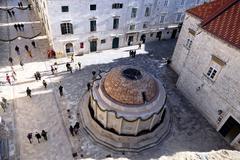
[0,0,240,160]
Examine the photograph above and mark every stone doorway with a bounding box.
[90,40,97,52]
[112,37,119,49]
[219,116,240,143]
[128,36,134,46]
[171,29,178,39]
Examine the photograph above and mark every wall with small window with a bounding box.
[173,13,240,139]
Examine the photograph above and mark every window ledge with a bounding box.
[203,73,216,84]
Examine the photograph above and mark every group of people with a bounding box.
[14,23,25,31]
[7,10,15,17]
[27,130,48,144]
[15,41,36,58]
[129,50,137,58]
[34,71,41,80]
[17,1,24,8]
[69,122,80,136]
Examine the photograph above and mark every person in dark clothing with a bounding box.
[20,60,24,69]
[7,10,12,17]
[14,24,18,31]
[19,2,23,8]
[15,45,19,52]
[66,62,70,71]
[9,57,13,65]
[87,82,91,91]
[26,87,31,97]
[59,85,63,96]
[51,66,54,75]
[17,24,21,31]
[11,10,15,16]
[24,45,29,51]
[42,80,47,88]
[34,73,38,80]
[35,132,41,143]
[69,125,74,136]
[74,122,80,134]
[78,62,81,70]
[28,4,31,10]
[20,23,24,31]
[18,2,20,8]
[36,71,41,80]
[133,50,136,58]
[41,130,47,141]
[31,41,36,48]
[27,133,33,143]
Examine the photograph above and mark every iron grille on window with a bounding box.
[112,3,123,9]
[90,20,96,32]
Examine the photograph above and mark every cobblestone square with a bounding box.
[0,0,240,160]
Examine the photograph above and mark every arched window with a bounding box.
[145,7,150,17]
[60,23,73,35]
[65,43,74,53]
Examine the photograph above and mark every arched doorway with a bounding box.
[140,34,146,43]
[112,37,119,49]
[65,43,74,53]
[156,31,162,41]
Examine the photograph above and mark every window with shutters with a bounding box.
[90,20,96,32]
[131,8,137,18]
[145,7,150,17]
[60,23,73,34]
[112,3,123,9]
[113,18,119,29]
[205,55,225,81]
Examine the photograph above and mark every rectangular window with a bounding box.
[160,15,165,23]
[176,13,182,22]
[145,7,150,17]
[90,4,96,10]
[101,39,106,44]
[113,18,119,29]
[60,23,73,34]
[129,24,135,30]
[180,0,185,5]
[143,23,147,28]
[207,67,218,79]
[131,8,137,18]
[90,20,96,32]
[112,3,123,9]
[61,6,69,12]
[164,0,168,6]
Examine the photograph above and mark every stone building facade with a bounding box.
[171,0,240,150]
[30,0,208,56]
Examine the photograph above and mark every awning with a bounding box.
[110,33,123,37]
[126,31,139,34]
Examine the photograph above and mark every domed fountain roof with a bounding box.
[103,66,158,105]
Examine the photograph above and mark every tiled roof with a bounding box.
[187,0,240,49]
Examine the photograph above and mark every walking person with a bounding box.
[6,74,11,85]
[11,72,17,81]
[66,62,70,71]
[51,65,54,75]
[11,10,15,16]
[27,50,32,58]
[20,60,24,69]
[8,57,13,65]
[26,87,31,98]
[71,55,74,62]
[20,23,24,31]
[31,41,36,48]
[35,132,41,143]
[17,24,21,31]
[42,80,47,88]
[34,73,38,80]
[7,10,12,17]
[19,2,23,8]
[14,24,18,31]
[36,71,41,80]
[17,2,20,8]
[41,130,48,141]
[15,45,20,55]
[59,85,63,96]
[24,45,29,51]
[74,122,80,135]
[69,125,74,136]
[27,133,33,144]
[78,62,81,70]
